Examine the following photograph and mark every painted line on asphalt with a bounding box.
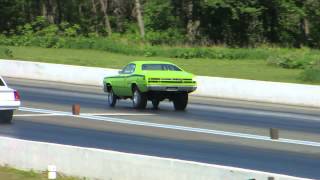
[18,106,320,147]
[14,113,66,117]
[14,113,155,117]
[81,113,155,116]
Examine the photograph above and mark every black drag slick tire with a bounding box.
[132,87,147,109]
[173,93,188,111]
[107,89,117,107]
[0,110,13,124]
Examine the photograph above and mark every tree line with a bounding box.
[0,0,320,48]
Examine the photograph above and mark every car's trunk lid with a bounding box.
[142,71,195,84]
[142,71,193,78]
[0,87,15,101]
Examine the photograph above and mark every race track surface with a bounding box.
[1,77,320,179]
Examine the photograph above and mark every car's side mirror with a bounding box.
[118,70,123,74]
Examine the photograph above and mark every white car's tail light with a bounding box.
[14,90,21,101]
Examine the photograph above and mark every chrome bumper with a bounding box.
[147,85,197,92]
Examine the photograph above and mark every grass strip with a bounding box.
[0,45,313,84]
[0,166,82,180]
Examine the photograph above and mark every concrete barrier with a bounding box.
[194,76,320,107]
[0,60,118,86]
[1,59,320,107]
[0,136,308,180]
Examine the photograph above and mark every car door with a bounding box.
[111,64,131,96]
[122,63,136,96]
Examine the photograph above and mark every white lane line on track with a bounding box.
[81,113,155,116]
[18,106,320,147]
[14,113,154,117]
[14,114,66,117]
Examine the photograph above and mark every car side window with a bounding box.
[129,64,136,73]
[121,65,130,74]
[122,64,136,74]
[142,64,181,71]
[166,64,181,71]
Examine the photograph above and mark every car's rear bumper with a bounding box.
[0,101,20,110]
[147,85,197,92]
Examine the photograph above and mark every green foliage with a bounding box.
[1,11,320,84]
[144,0,181,31]
[145,28,185,45]
[267,49,320,69]
[2,28,319,64]
[300,60,320,82]
[0,165,83,180]
[1,45,306,84]
[31,16,49,31]
[64,24,81,37]
[267,54,307,69]
[1,1,320,47]
[4,48,13,58]
[0,46,13,58]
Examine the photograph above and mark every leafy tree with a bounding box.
[0,0,320,47]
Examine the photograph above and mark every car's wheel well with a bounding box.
[106,83,112,92]
[131,83,138,92]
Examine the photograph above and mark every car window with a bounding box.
[142,64,163,70]
[122,64,136,74]
[142,64,182,71]
[121,65,130,74]
[0,78,5,86]
[128,64,136,73]
[165,64,181,71]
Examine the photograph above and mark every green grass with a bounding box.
[0,166,81,180]
[0,45,311,84]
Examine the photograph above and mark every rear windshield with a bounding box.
[0,79,4,86]
[142,64,182,71]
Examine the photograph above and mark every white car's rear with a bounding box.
[0,77,20,123]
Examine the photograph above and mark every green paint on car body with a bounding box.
[103,61,197,110]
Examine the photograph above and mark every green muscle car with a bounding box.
[103,61,197,110]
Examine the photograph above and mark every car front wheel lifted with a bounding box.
[173,93,188,111]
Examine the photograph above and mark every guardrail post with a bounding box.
[72,104,80,115]
[270,128,279,140]
[48,165,57,179]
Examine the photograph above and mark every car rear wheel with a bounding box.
[132,87,147,109]
[173,93,188,111]
[152,99,160,109]
[0,110,13,124]
[107,89,117,107]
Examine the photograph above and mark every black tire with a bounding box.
[132,87,147,109]
[107,89,117,107]
[0,110,13,124]
[173,93,188,111]
[152,99,160,109]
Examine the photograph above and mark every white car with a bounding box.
[0,76,20,123]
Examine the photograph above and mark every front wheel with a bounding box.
[132,87,147,109]
[173,93,188,111]
[107,89,117,107]
[0,110,13,124]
